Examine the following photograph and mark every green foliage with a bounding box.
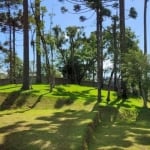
[62,56,85,83]
[53,26,97,83]
[122,50,150,90]
[129,7,137,19]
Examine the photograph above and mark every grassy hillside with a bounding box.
[0,84,149,150]
[0,84,98,150]
[0,84,145,110]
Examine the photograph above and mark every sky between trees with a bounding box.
[0,0,149,61]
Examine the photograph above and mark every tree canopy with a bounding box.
[0,0,149,105]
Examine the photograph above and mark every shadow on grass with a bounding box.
[136,108,150,122]
[0,91,35,110]
[98,106,119,123]
[0,85,97,110]
[29,92,50,109]
[54,98,73,108]
[108,97,134,110]
[0,109,92,150]
[0,90,44,110]
[89,106,150,150]
[0,90,22,110]
[53,86,96,108]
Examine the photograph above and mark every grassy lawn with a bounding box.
[0,84,99,150]
[89,106,150,150]
[89,121,150,150]
[0,84,150,149]
[0,109,96,150]
[0,84,98,110]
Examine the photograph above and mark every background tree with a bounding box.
[22,0,29,90]
[35,0,42,83]
[11,11,23,83]
[30,1,55,91]
[0,43,23,80]
[123,50,150,108]
[119,0,127,99]
[58,0,115,102]
[105,27,140,102]
[119,0,137,99]
[143,0,149,103]
[53,25,97,84]
[0,0,22,83]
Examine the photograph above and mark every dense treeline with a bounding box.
[0,0,149,107]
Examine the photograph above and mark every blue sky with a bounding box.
[44,0,149,53]
[0,0,150,61]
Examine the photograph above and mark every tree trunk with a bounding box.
[96,0,103,103]
[35,0,42,83]
[13,25,16,83]
[70,38,76,83]
[9,25,13,83]
[144,0,148,55]
[139,80,147,108]
[22,0,29,90]
[144,0,148,103]
[119,0,127,99]
[112,16,118,91]
[7,3,13,83]
[31,3,53,92]
[106,68,114,103]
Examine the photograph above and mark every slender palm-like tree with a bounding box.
[22,0,29,90]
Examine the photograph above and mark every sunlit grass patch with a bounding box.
[0,84,21,93]
[0,83,145,110]
[0,84,98,110]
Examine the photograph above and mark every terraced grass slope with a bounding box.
[0,84,99,149]
[0,84,150,150]
[89,106,150,150]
